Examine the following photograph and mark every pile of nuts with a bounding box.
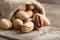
[0,4,50,32]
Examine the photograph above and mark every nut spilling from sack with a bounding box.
[0,4,50,33]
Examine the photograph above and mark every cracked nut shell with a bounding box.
[21,22,34,32]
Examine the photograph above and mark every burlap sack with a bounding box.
[0,0,45,20]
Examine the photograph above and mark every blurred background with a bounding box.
[38,0,60,4]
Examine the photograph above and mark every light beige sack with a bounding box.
[0,0,45,20]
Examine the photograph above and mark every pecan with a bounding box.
[33,15,43,28]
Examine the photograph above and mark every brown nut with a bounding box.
[16,11,30,20]
[13,19,23,29]
[18,4,26,11]
[26,10,33,17]
[26,4,35,10]
[36,14,50,26]
[0,19,12,29]
[33,14,43,29]
[21,22,34,32]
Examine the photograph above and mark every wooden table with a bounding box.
[0,3,60,40]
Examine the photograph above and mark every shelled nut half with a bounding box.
[36,14,51,26]
[0,19,12,29]
[16,11,30,20]
[21,22,34,32]
[13,19,23,29]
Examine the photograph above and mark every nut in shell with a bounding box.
[0,19,12,29]
[16,11,30,20]
[13,19,23,29]
[21,22,34,32]
[36,14,50,26]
